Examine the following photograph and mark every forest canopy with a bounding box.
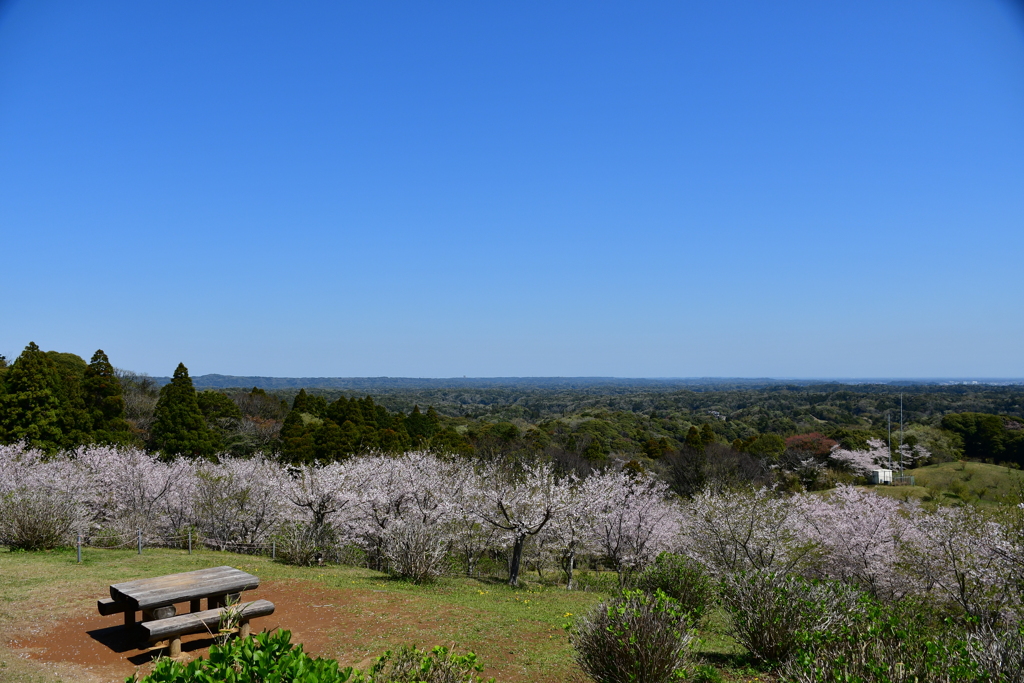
[2,342,1023,477]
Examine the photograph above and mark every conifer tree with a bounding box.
[83,349,134,444]
[291,388,312,413]
[313,419,347,461]
[425,406,441,433]
[150,363,216,458]
[700,423,717,447]
[44,351,93,448]
[684,425,703,451]
[280,408,316,463]
[0,342,64,450]
[405,405,431,444]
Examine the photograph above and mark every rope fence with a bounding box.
[74,530,279,562]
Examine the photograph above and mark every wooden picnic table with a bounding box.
[97,565,273,656]
[107,565,260,623]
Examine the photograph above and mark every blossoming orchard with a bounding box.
[0,443,1020,612]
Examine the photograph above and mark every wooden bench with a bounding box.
[140,599,276,656]
[97,566,273,656]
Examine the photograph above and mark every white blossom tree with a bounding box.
[472,461,564,587]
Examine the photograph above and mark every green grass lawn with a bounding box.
[0,547,766,683]
[862,461,1024,509]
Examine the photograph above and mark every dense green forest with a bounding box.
[3,342,1024,482]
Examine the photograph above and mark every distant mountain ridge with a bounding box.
[154,375,785,390]
[149,374,1024,390]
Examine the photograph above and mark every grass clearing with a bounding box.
[854,461,1023,509]
[0,547,766,682]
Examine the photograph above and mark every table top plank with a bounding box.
[109,566,259,610]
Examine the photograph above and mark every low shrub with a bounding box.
[367,644,493,683]
[719,571,859,664]
[632,553,713,620]
[131,629,493,683]
[273,522,334,567]
[569,589,697,683]
[781,598,1003,683]
[0,490,77,551]
[684,663,723,683]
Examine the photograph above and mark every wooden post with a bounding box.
[169,637,181,657]
[77,534,82,564]
[239,620,251,639]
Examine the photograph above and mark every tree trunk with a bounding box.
[564,550,576,590]
[508,534,526,587]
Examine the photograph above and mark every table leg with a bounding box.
[124,610,135,627]
[190,599,201,613]
[169,637,181,657]
[239,620,251,639]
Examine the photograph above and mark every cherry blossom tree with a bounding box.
[74,445,182,540]
[795,485,923,600]
[471,461,565,587]
[192,454,285,549]
[541,473,599,589]
[829,438,931,475]
[588,469,680,582]
[0,442,94,549]
[360,452,472,582]
[680,486,813,576]
[908,505,1018,624]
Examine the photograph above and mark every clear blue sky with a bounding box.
[2,1,1022,378]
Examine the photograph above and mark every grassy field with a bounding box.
[0,547,767,683]
[865,461,1024,508]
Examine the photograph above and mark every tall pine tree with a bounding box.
[0,342,64,450]
[150,363,216,458]
[83,349,134,444]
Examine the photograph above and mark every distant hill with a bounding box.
[152,375,809,391]
[150,375,1023,391]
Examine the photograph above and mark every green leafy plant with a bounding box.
[719,571,860,664]
[367,644,494,683]
[569,589,697,683]
[781,598,996,683]
[130,629,493,683]
[632,553,713,621]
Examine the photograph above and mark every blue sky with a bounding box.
[1,1,1022,378]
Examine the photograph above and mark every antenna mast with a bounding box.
[899,393,904,473]
[887,412,893,470]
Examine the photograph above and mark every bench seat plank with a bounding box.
[110,566,259,610]
[97,597,127,616]
[140,599,275,642]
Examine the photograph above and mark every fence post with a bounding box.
[272,540,276,561]
[188,529,192,555]
[137,529,142,555]
[77,534,82,564]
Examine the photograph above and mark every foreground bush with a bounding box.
[720,571,859,664]
[0,490,77,550]
[367,644,492,683]
[632,552,713,620]
[781,598,1024,683]
[132,629,493,683]
[569,589,696,683]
